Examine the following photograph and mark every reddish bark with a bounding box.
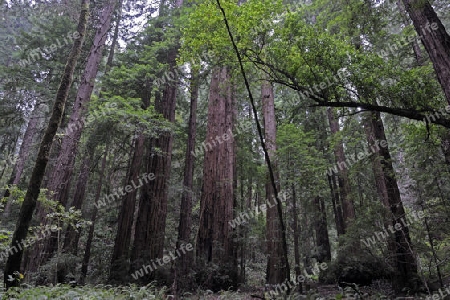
[3,0,89,288]
[174,69,199,292]
[402,0,450,104]
[262,80,288,285]
[196,67,237,289]
[26,0,117,275]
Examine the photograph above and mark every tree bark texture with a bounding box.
[262,80,288,285]
[195,67,237,290]
[3,0,89,288]
[2,104,40,219]
[26,0,116,274]
[402,0,450,104]
[174,69,199,292]
[131,48,178,275]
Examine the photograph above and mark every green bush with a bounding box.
[0,283,167,300]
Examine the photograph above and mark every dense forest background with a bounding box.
[1,0,450,298]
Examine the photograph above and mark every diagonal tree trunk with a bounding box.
[26,0,117,275]
[2,104,40,219]
[46,0,117,209]
[396,0,423,64]
[3,0,89,288]
[61,151,92,256]
[56,149,93,283]
[402,0,450,104]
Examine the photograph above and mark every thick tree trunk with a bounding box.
[26,0,116,274]
[195,67,237,290]
[326,107,355,230]
[3,0,89,288]
[364,111,420,292]
[130,0,183,276]
[46,0,116,208]
[262,80,288,285]
[314,196,331,263]
[402,0,450,104]
[174,69,199,293]
[396,0,424,64]
[131,50,178,275]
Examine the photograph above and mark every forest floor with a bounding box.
[184,282,436,299]
[0,281,441,299]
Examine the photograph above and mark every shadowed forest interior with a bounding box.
[1,0,450,299]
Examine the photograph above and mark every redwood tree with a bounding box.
[174,68,199,292]
[3,0,89,288]
[326,107,355,231]
[26,0,117,274]
[262,80,288,285]
[130,0,183,278]
[402,0,450,104]
[196,67,237,289]
[364,111,420,292]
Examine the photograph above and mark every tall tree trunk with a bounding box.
[62,151,92,255]
[25,0,116,275]
[326,107,355,231]
[3,0,89,288]
[314,196,331,263]
[109,133,145,281]
[130,0,183,277]
[263,80,288,285]
[291,184,302,293]
[2,104,40,219]
[131,54,177,274]
[396,0,424,64]
[174,69,199,293]
[327,174,345,235]
[364,111,420,292]
[80,146,108,285]
[195,67,237,290]
[402,0,450,104]
[46,0,116,208]
[55,150,92,283]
